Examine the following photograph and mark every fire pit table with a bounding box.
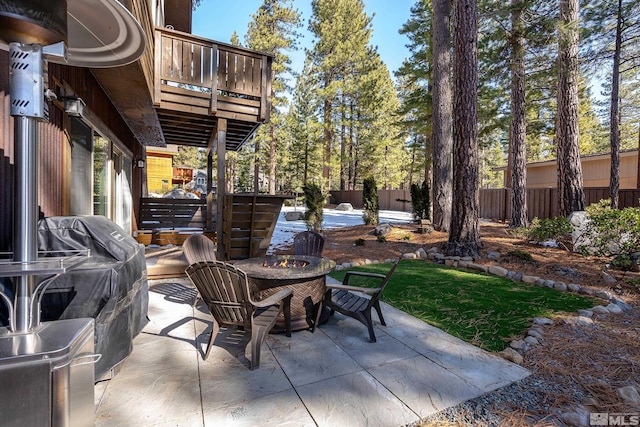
[235,255,336,331]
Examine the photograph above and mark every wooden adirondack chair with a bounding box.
[323,259,400,343]
[185,261,292,369]
[183,234,217,264]
[293,231,325,257]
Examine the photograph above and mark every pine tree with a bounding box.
[509,0,528,228]
[432,0,453,232]
[245,0,302,194]
[396,0,433,188]
[557,0,586,216]
[448,0,482,258]
[308,0,373,192]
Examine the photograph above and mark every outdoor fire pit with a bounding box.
[235,255,335,331]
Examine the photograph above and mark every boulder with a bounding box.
[372,223,392,236]
[335,203,354,211]
[284,211,305,221]
[568,211,590,254]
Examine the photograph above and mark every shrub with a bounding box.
[362,177,379,225]
[302,183,325,232]
[582,199,640,257]
[506,249,533,262]
[354,238,366,246]
[410,180,431,220]
[376,235,386,243]
[525,216,572,249]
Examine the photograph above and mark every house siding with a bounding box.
[0,51,144,251]
[523,150,639,189]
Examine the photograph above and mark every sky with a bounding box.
[192,0,415,77]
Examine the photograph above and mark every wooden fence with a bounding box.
[330,188,640,221]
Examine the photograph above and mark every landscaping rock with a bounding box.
[611,298,633,311]
[510,339,529,353]
[533,317,554,326]
[591,305,610,314]
[444,259,456,267]
[535,278,546,286]
[577,309,593,318]
[498,347,523,364]
[416,248,428,259]
[522,275,539,284]
[372,223,392,236]
[487,251,501,260]
[557,404,590,427]
[563,316,594,327]
[488,265,508,277]
[460,256,474,262]
[578,286,595,295]
[544,279,555,288]
[512,271,524,282]
[468,263,488,273]
[568,211,590,254]
[458,260,471,269]
[335,202,354,211]
[606,303,623,314]
[427,247,439,254]
[527,329,543,339]
[554,282,568,291]
[524,336,539,346]
[617,385,640,407]
[600,272,617,285]
[568,283,581,292]
[403,252,418,259]
[595,289,612,300]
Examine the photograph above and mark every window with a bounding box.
[69,117,133,234]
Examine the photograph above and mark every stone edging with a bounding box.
[333,246,634,365]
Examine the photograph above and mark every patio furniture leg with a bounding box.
[373,300,386,326]
[204,319,220,360]
[311,301,322,333]
[283,295,292,337]
[361,310,377,343]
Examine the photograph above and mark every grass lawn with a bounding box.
[329,259,598,352]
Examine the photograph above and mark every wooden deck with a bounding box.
[145,246,189,279]
[154,27,272,149]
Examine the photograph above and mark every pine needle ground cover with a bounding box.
[329,259,597,352]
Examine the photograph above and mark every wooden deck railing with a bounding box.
[154,27,272,122]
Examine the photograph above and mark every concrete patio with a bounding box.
[94,276,530,426]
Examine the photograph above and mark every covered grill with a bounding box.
[37,216,148,379]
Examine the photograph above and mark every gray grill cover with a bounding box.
[37,216,148,379]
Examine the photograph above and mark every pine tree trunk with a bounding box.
[556,0,585,217]
[609,0,622,209]
[432,0,453,233]
[448,0,482,258]
[268,124,277,194]
[340,97,346,191]
[509,0,528,228]
[323,93,332,192]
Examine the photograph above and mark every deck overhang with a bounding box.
[90,8,272,151]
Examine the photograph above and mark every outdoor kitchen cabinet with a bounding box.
[0,318,96,427]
